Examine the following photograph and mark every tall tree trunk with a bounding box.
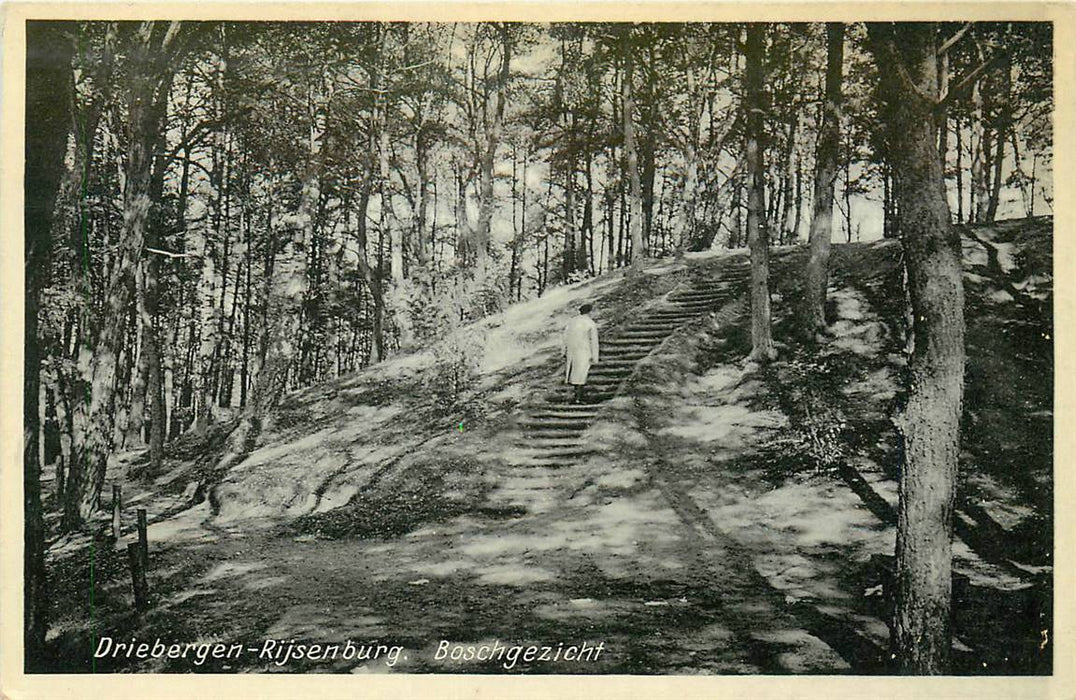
[357,182,384,364]
[140,79,172,474]
[563,138,577,278]
[415,128,432,267]
[66,22,184,527]
[509,143,521,296]
[240,190,253,407]
[780,115,798,244]
[583,150,596,274]
[679,65,701,252]
[955,118,965,223]
[730,174,743,248]
[213,100,321,476]
[805,22,844,335]
[937,48,949,166]
[971,59,989,223]
[25,19,75,665]
[519,145,528,300]
[792,157,803,241]
[383,133,403,286]
[868,22,966,675]
[844,149,853,242]
[986,55,1011,222]
[474,23,511,285]
[745,24,774,362]
[622,45,645,265]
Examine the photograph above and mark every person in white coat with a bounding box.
[563,303,600,404]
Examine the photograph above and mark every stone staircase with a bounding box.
[510,263,752,471]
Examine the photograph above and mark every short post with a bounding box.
[136,508,149,563]
[111,484,122,540]
[126,542,149,610]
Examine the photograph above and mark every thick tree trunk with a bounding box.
[25,19,75,666]
[745,24,774,362]
[868,22,966,675]
[66,22,182,527]
[805,23,844,335]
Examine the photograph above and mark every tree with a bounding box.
[473,23,513,285]
[621,28,645,265]
[63,22,194,528]
[24,19,76,665]
[804,23,844,336]
[744,24,774,362]
[868,22,966,674]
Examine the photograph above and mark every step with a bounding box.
[546,386,617,397]
[691,277,748,286]
[678,287,737,296]
[676,294,727,303]
[509,458,580,468]
[647,312,699,320]
[523,437,589,449]
[523,428,588,439]
[624,318,680,326]
[529,407,601,419]
[603,341,656,349]
[616,331,672,340]
[521,423,590,434]
[521,414,591,424]
[519,446,595,459]
[672,293,732,303]
[588,369,633,377]
[576,375,633,387]
[627,321,683,330]
[583,371,630,380]
[544,392,616,404]
[600,351,651,360]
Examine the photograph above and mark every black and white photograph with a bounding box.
[4,5,1070,697]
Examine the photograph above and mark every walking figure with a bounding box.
[564,303,600,404]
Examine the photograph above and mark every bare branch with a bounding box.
[939,23,973,55]
[145,247,199,259]
[940,49,1010,107]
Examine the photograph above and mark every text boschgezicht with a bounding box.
[93,637,607,670]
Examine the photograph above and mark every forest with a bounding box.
[22,20,1053,677]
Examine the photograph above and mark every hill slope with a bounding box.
[42,217,1053,675]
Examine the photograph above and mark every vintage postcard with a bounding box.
[1,2,1072,699]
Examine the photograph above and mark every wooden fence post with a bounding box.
[126,542,149,610]
[111,484,122,540]
[137,508,149,562]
